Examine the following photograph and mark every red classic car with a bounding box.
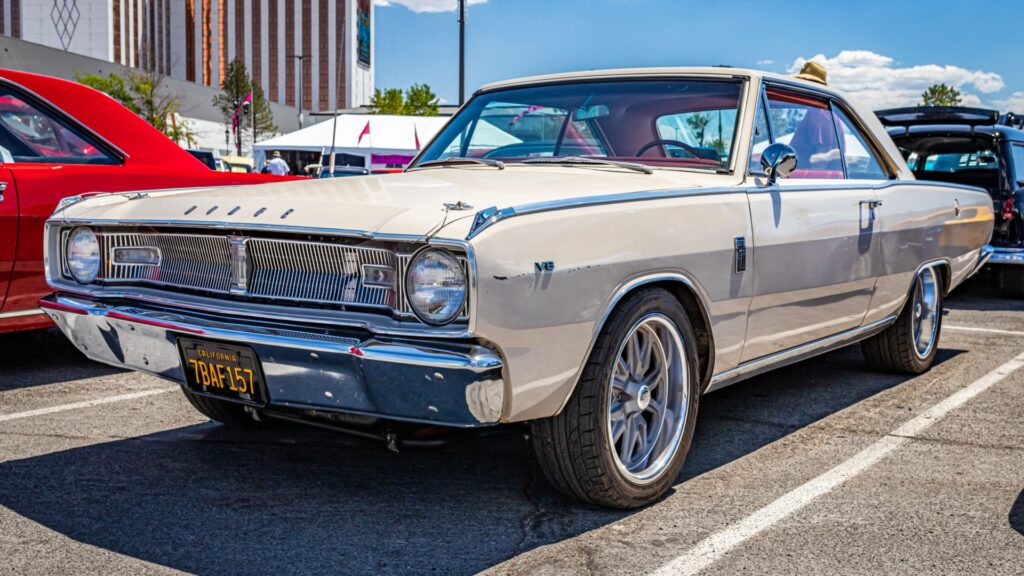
[0,69,290,333]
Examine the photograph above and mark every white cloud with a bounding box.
[756,59,774,66]
[994,91,1024,113]
[377,0,488,13]
[788,50,1004,110]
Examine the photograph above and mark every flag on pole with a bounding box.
[231,92,253,131]
[358,120,371,145]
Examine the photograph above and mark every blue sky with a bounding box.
[375,0,1024,111]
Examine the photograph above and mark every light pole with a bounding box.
[458,0,466,105]
[290,54,308,128]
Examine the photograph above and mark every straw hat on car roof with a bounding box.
[794,61,828,85]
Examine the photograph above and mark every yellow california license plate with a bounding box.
[178,338,266,405]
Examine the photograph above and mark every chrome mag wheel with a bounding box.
[912,267,940,358]
[606,313,689,484]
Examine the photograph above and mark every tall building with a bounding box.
[0,0,374,112]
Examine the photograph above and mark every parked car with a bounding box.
[41,68,993,507]
[0,68,292,333]
[876,106,1024,295]
[318,166,371,178]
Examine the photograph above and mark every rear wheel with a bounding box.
[862,266,943,374]
[181,388,268,428]
[531,288,700,509]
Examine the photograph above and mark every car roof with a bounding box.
[0,68,209,168]
[887,124,1024,142]
[478,67,824,93]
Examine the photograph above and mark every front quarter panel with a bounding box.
[470,191,753,423]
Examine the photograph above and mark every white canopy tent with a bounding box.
[252,114,524,171]
[253,114,449,171]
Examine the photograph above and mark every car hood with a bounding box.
[57,166,735,239]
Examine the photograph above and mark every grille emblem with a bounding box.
[228,236,250,295]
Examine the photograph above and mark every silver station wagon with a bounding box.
[43,68,993,508]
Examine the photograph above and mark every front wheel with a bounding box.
[862,266,943,374]
[531,288,700,509]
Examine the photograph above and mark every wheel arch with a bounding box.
[556,273,716,416]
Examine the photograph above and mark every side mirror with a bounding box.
[760,143,798,185]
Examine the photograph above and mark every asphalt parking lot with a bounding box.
[1,275,1022,575]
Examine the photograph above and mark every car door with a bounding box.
[741,86,881,362]
[0,83,121,314]
[0,166,16,309]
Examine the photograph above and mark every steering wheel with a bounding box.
[635,139,703,159]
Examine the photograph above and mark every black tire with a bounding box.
[862,267,943,374]
[181,388,268,428]
[530,287,701,509]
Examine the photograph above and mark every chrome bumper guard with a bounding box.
[40,294,505,427]
[983,244,1024,266]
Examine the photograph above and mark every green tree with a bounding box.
[404,84,440,116]
[76,69,194,144]
[368,84,440,116]
[919,83,963,107]
[212,58,277,153]
[368,88,406,115]
[685,112,711,146]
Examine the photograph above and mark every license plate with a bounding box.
[178,338,266,405]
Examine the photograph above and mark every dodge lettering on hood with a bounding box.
[43,68,994,508]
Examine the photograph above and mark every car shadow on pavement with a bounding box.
[0,328,124,392]
[946,274,1024,313]
[1011,489,1024,537]
[0,343,964,575]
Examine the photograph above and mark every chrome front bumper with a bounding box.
[984,245,1024,266]
[41,294,505,427]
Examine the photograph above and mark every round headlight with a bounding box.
[67,227,100,284]
[406,248,467,325]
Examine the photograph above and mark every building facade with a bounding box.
[0,0,374,112]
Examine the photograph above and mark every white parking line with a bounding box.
[0,388,176,423]
[945,325,1024,337]
[649,349,1024,576]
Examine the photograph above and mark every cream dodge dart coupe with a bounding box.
[43,68,993,508]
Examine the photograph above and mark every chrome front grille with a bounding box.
[82,229,468,322]
[104,233,233,292]
[247,238,395,309]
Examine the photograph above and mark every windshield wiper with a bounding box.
[522,156,653,175]
[416,157,505,170]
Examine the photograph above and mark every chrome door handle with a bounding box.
[861,199,883,209]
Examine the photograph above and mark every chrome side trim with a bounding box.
[466,179,987,240]
[706,314,898,392]
[0,308,47,320]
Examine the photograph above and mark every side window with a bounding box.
[833,107,888,179]
[765,90,843,179]
[748,97,771,173]
[1012,145,1024,186]
[0,88,116,165]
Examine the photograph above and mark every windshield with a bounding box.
[413,79,743,171]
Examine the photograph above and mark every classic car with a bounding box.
[0,68,291,333]
[41,68,993,508]
[876,106,1024,295]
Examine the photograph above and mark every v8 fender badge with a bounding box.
[535,261,555,272]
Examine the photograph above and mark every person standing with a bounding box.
[267,151,291,175]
